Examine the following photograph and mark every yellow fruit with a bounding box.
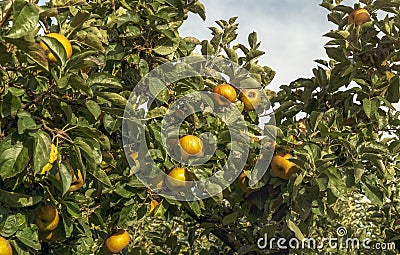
[33,205,59,231]
[38,226,63,242]
[68,169,84,192]
[271,153,298,180]
[149,200,159,216]
[213,83,237,106]
[166,167,189,190]
[237,172,254,193]
[239,89,261,111]
[179,135,203,155]
[0,236,12,255]
[39,33,72,62]
[105,229,130,254]
[55,168,85,192]
[348,8,370,26]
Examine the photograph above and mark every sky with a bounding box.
[179,0,357,91]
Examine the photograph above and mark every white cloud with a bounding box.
[179,1,347,91]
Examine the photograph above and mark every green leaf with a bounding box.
[85,100,101,119]
[148,77,169,104]
[187,1,206,20]
[153,37,179,56]
[201,40,214,55]
[362,176,384,207]
[0,189,42,208]
[187,201,202,218]
[0,139,29,179]
[74,138,97,170]
[96,92,127,108]
[287,219,305,241]
[58,162,73,195]
[62,215,74,238]
[17,111,38,134]
[0,91,21,117]
[89,168,112,187]
[224,47,238,63]
[0,43,13,65]
[0,214,25,237]
[146,106,168,119]
[15,225,41,250]
[87,73,123,89]
[362,98,378,118]
[248,31,258,49]
[32,131,51,174]
[65,50,97,71]
[76,27,105,51]
[386,76,400,103]
[222,211,239,226]
[40,36,67,66]
[69,74,93,97]
[6,1,38,39]
[70,11,91,28]
[10,39,48,70]
[65,201,81,218]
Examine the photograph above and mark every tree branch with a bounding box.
[183,205,243,252]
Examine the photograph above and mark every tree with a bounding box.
[0,0,399,254]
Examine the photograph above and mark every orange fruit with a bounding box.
[0,236,12,255]
[166,167,189,190]
[33,205,59,231]
[39,33,72,62]
[271,153,298,180]
[348,8,370,26]
[239,89,261,111]
[105,229,130,254]
[213,83,237,106]
[237,172,253,193]
[179,135,203,155]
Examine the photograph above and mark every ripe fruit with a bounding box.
[213,83,237,106]
[348,8,370,26]
[38,227,63,242]
[105,229,130,254]
[271,153,298,180]
[33,205,60,231]
[68,169,84,192]
[179,135,203,155]
[149,200,159,216]
[239,89,261,111]
[39,33,72,62]
[55,168,85,192]
[166,167,189,190]
[237,172,254,193]
[0,236,12,255]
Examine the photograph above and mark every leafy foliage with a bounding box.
[0,0,399,254]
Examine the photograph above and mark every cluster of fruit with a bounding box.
[32,204,130,253]
[146,82,299,219]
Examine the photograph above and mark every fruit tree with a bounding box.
[0,0,399,254]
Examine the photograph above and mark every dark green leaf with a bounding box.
[32,131,51,174]
[6,1,38,39]
[0,189,42,208]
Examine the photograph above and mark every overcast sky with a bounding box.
[179,0,357,91]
